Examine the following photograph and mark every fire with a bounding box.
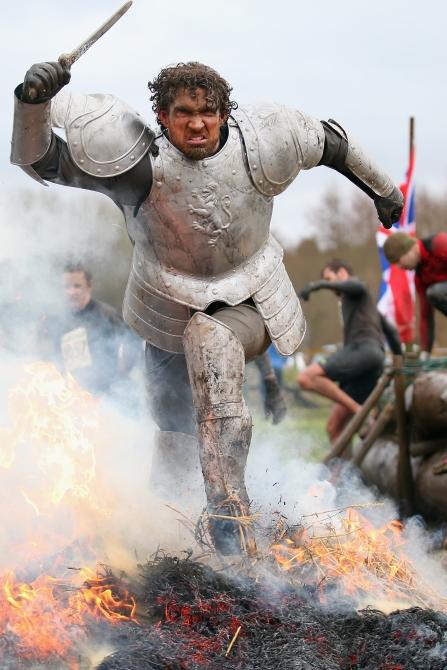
[0,566,137,664]
[0,361,98,510]
[0,571,80,662]
[271,507,446,611]
[71,567,137,622]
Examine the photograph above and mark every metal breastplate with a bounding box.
[133,121,273,278]
[123,121,306,355]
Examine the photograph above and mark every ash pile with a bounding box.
[97,556,447,670]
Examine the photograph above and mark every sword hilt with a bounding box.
[25,1,132,102]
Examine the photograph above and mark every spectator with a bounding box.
[43,262,142,395]
[383,231,447,354]
[297,259,402,443]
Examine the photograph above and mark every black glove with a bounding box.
[263,376,287,425]
[22,62,71,104]
[299,282,315,302]
[374,186,404,230]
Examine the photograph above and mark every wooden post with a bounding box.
[323,369,395,465]
[353,401,395,467]
[394,354,414,517]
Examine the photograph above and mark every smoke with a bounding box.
[0,185,199,576]
[1,183,447,621]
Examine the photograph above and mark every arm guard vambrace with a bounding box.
[10,85,52,185]
[318,119,395,199]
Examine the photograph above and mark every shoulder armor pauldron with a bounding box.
[231,104,324,196]
[51,91,155,177]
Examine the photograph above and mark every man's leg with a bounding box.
[145,345,201,497]
[183,305,268,555]
[254,351,287,424]
[297,363,361,414]
[326,403,353,443]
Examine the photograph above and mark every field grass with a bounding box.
[247,380,332,463]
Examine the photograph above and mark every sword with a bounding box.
[28,1,133,100]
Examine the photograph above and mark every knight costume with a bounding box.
[11,77,403,553]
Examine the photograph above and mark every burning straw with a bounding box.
[270,504,447,613]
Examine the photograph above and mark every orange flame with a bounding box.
[271,507,446,611]
[0,571,77,660]
[70,567,137,623]
[0,362,98,509]
[0,566,137,663]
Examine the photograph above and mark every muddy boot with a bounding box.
[183,313,257,556]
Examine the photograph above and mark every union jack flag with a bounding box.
[376,145,416,343]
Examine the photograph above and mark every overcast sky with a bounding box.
[2,0,446,245]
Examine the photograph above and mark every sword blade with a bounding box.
[58,1,133,68]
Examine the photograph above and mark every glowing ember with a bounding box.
[0,362,98,509]
[271,507,447,611]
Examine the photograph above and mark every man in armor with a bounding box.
[11,60,403,554]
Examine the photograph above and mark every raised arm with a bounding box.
[10,62,154,208]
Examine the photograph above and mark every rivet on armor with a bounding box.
[156,181,162,187]
[115,165,120,170]
[142,142,146,147]
[165,282,171,288]
[232,170,236,175]
[138,261,142,268]
[80,159,85,164]
[73,142,78,147]
[202,161,208,168]
[258,179,263,184]
[176,176,181,181]
[130,155,135,160]
[250,147,254,151]
[97,169,102,173]
[253,164,257,170]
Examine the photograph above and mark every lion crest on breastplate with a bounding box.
[188,181,232,247]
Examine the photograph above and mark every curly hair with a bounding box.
[148,62,237,126]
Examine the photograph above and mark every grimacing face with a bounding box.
[64,271,92,312]
[158,87,226,160]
